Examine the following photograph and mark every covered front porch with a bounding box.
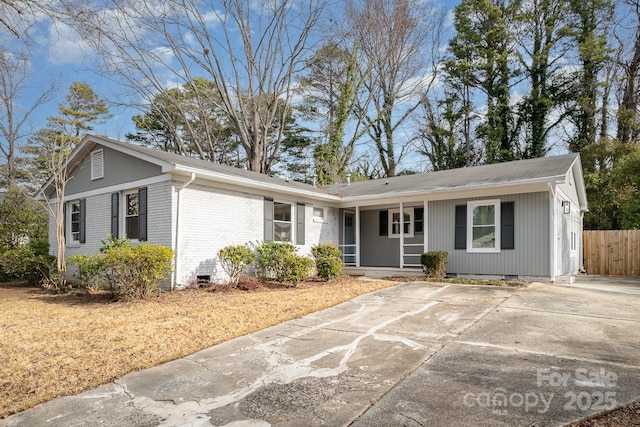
[337,201,428,270]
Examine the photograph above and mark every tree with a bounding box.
[0,185,50,283]
[0,49,56,189]
[513,0,572,158]
[127,78,240,165]
[346,0,443,177]
[615,0,640,144]
[581,138,636,229]
[565,0,614,155]
[26,82,110,287]
[71,0,326,174]
[298,43,369,185]
[0,185,47,252]
[445,0,520,164]
[418,95,480,171]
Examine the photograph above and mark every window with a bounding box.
[455,201,514,252]
[313,206,325,221]
[91,149,104,180]
[467,200,501,253]
[467,200,500,252]
[125,192,140,239]
[70,201,81,242]
[389,208,414,238]
[264,199,304,244]
[66,199,86,244]
[274,202,292,242]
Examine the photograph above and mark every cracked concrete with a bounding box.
[1,277,639,426]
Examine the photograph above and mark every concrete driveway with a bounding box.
[2,276,639,427]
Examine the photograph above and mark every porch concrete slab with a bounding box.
[2,279,639,426]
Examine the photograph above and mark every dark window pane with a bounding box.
[126,216,139,240]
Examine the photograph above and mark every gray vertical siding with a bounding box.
[65,146,163,195]
[429,192,550,277]
[359,208,424,267]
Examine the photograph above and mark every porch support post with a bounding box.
[355,205,361,267]
[399,201,404,268]
[423,200,428,254]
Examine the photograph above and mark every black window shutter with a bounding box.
[264,198,274,242]
[296,203,305,245]
[111,193,119,238]
[454,205,466,250]
[138,187,148,241]
[415,207,424,233]
[501,201,515,250]
[379,210,388,236]
[79,199,86,244]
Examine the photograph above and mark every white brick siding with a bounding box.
[175,183,263,285]
[48,177,340,288]
[297,205,340,256]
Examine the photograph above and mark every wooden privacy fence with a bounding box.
[583,230,640,276]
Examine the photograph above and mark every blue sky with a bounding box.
[2,0,590,175]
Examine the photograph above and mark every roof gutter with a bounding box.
[173,172,196,290]
[338,175,568,205]
[169,165,341,202]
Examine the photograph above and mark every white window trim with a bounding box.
[91,149,104,180]
[67,200,81,247]
[467,199,501,253]
[273,200,293,243]
[389,207,414,238]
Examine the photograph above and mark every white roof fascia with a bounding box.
[569,155,588,212]
[337,176,566,208]
[170,165,341,203]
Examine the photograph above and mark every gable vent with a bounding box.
[91,149,104,180]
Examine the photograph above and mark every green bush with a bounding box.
[254,241,313,284]
[421,251,448,278]
[311,243,344,280]
[102,244,173,299]
[68,254,105,293]
[218,244,255,285]
[281,254,314,285]
[0,245,55,284]
[68,238,173,299]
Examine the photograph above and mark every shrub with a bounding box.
[102,244,174,299]
[218,244,255,285]
[421,251,448,278]
[280,254,314,286]
[68,254,105,293]
[68,238,173,299]
[311,243,344,281]
[0,245,55,285]
[254,241,313,284]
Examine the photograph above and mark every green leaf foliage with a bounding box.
[68,238,173,299]
[311,243,344,281]
[218,244,255,285]
[254,241,313,284]
[421,251,448,278]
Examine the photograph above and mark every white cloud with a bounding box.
[47,22,95,65]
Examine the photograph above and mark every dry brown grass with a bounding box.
[0,277,399,418]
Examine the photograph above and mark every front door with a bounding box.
[343,212,355,264]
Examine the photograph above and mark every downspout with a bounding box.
[548,182,557,282]
[173,172,196,290]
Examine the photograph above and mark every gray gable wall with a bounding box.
[64,146,163,196]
